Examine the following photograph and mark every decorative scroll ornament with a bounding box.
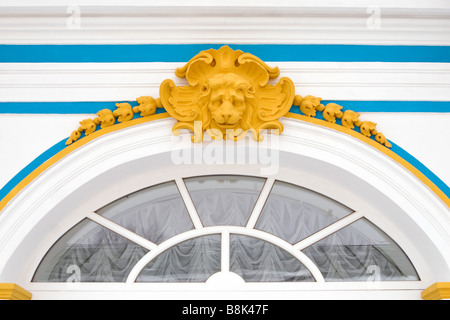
[65,45,391,148]
[292,96,392,148]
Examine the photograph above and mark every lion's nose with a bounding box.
[222,113,232,123]
[220,101,234,123]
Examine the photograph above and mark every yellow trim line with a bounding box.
[0,112,449,214]
[0,113,169,213]
[422,282,450,300]
[0,283,32,300]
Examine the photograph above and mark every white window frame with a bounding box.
[0,118,449,299]
[77,176,369,284]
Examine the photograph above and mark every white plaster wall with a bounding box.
[1,1,449,45]
[2,62,450,102]
[0,114,95,189]
[360,113,450,188]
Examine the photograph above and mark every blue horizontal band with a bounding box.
[0,101,140,114]
[1,101,449,114]
[319,101,450,113]
[1,44,450,63]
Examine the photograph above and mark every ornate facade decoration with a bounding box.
[160,46,295,142]
[65,45,391,148]
[293,95,392,148]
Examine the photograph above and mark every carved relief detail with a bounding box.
[65,45,391,149]
[159,45,295,142]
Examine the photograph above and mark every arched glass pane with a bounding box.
[184,175,266,226]
[302,218,420,281]
[97,181,194,244]
[230,235,315,282]
[33,219,148,282]
[256,181,353,244]
[136,235,221,282]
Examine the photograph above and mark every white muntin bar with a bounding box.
[126,226,325,284]
[221,232,230,273]
[175,177,204,230]
[246,177,275,229]
[86,212,158,251]
[294,211,364,251]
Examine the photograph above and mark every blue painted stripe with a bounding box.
[1,101,450,114]
[389,141,450,202]
[1,44,450,63]
[320,101,450,113]
[0,138,68,202]
[0,101,171,114]
[0,102,125,114]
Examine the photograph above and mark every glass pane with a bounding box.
[97,181,194,244]
[184,175,266,226]
[256,181,353,244]
[302,218,419,281]
[33,219,148,282]
[230,235,315,282]
[136,235,221,282]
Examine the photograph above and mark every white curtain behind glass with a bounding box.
[302,219,419,281]
[256,181,354,244]
[230,235,314,282]
[137,235,221,282]
[33,219,148,282]
[98,181,194,244]
[185,176,265,226]
[33,177,419,283]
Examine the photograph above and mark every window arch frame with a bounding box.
[1,118,448,299]
[31,173,420,285]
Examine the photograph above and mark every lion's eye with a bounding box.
[247,86,256,94]
[200,84,210,94]
[211,98,222,106]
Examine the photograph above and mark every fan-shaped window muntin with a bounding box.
[33,175,420,284]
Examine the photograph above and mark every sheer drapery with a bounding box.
[185,176,265,226]
[33,177,419,284]
[256,181,353,244]
[137,235,221,282]
[230,235,314,282]
[303,219,419,281]
[189,191,259,226]
[98,181,194,244]
[33,219,148,282]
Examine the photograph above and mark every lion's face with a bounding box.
[205,73,252,130]
[159,46,296,142]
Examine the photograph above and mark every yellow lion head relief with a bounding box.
[159,46,296,142]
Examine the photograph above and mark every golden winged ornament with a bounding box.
[159,45,296,142]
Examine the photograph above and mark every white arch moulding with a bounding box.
[0,116,449,300]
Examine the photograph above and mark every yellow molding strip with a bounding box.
[0,283,32,300]
[422,282,450,300]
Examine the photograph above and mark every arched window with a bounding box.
[3,117,447,300]
[33,175,419,284]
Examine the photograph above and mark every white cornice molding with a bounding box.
[1,3,449,45]
[1,62,449,102]
[2,0,450,9]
